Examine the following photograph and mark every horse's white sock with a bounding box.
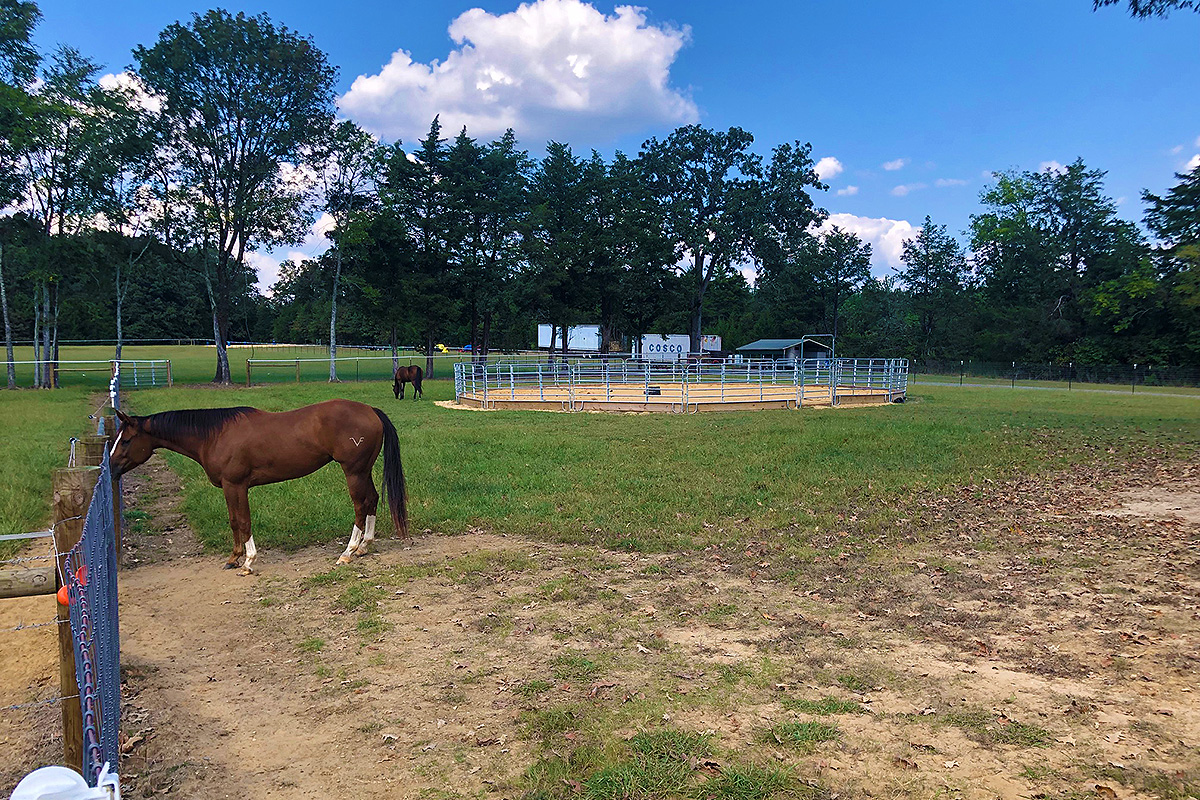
[355,515,376,555]
[243,536,257,572]
[338,525,364,563]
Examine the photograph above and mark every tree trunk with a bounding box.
[390,326,398,372]
[41,281,52,388]
[329,248,341,381]
[425,330,434,379]
[689,251,708,356]
[481,311,492,361]
[51,282,59,388]
[33,285,40,388]
[115,258,124,363]
[547,326,558,364]
[469,303,479,365]
[0,243,14,389]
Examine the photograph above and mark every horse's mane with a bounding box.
[143,407,256,441]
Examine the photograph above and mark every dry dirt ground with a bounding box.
[2,452,1198,800]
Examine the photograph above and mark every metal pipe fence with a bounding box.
[2,359,170,390]
[454,357,909,411]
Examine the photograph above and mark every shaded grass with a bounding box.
[118,382,1200,556]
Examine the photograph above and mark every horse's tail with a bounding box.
[372,408,408,537]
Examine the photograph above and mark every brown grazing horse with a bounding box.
[109,399,406,575]
[393,364,423,400]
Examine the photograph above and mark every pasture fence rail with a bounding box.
[453,357,909,411]
[915,359,1200,391]
[1,359,170,390]
[0,373,123,789]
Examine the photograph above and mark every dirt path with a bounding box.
[4,452,1198,799]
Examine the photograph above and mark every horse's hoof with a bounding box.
[237,567,254,577]
[354,546,370,556]
[223,561,237,570]
[336,555,352,565]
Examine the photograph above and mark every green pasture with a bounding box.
[113,379,1200,556]
[0,388,100,554]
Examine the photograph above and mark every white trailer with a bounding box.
[537,324,601,351]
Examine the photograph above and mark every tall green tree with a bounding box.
[1144,165,1200,359]
[525,141,588,359]
[134,9,337,383]
[896,216,970,358]
[18,47,143,385]
[641,125,764,355]
[0,0,40,388]
[376,118,458,375]
[814,226,872,343]
[311,119,380,380]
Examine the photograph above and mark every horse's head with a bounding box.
[109,410,157,477]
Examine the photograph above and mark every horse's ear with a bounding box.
[116,410,134,426]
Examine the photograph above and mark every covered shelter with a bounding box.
[736,335,834,361]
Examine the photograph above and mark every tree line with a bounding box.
[1,2,1198,387]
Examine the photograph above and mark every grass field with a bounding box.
[0,387,100,554]
[119,378,1200,557]
[4,377,1199,798]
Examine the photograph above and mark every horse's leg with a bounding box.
[222,483,256,575]
[393,379,400,400]
[336,468,378,564]
[400,380,406,400]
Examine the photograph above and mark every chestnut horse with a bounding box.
[109,399,406,574]
[393,365,423,400]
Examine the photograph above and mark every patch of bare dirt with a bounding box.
[5,452,1199,800]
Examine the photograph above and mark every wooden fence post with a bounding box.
[79,436,108,467]
[52,465,100,774]
[166,360,173,387]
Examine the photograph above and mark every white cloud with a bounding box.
[99,71,163,113]
[1188,153,1200,170]
[1171,144,1184,155]
[835,185,858,197]
[935,178,967,188]
[814,156,843,180]
[818,213,920,276]
[882,158,908,171]
[339,0,697,145]
[891,183,927,197]
[1195,135,1200,147]
[1038,160,1067,175]
[249,213,337,294]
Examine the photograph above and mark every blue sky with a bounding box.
[33,0,1200,284]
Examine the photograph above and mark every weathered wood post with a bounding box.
[79,436,108,468]
[166,360,173,387]
[52,465,100,774]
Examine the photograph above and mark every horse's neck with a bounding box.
[152,431,206,465]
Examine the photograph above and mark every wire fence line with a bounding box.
[914,359,1200,389]
[0,374,123,790]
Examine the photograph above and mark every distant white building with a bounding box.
[536,324,601,351]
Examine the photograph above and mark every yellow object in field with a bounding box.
[435,343,448,353]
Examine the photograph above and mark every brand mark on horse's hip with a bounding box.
[350,437,364,446]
